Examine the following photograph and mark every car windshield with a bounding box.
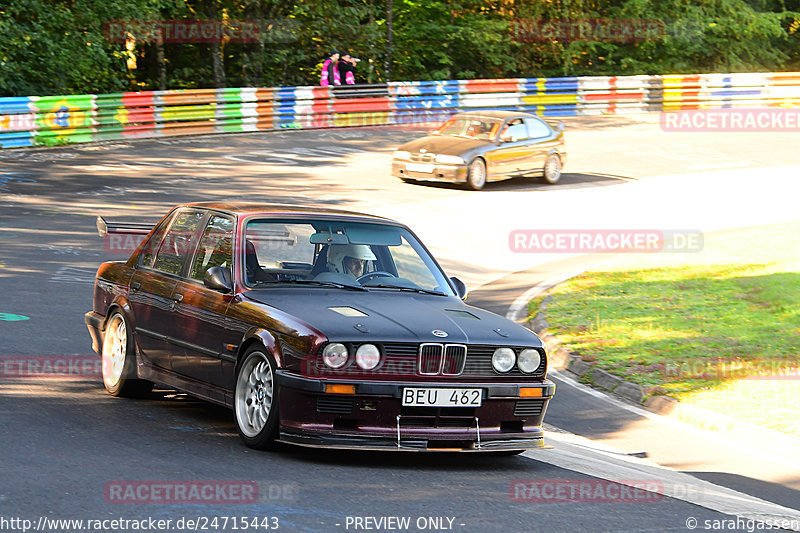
[242,218,455,296]
[435,117,501,140]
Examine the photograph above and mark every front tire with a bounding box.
[467,158,487,190]
[542,153,562,184]
[234,347,280,450]
[101,311,152,397]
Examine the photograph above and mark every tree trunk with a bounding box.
[385,0,393,82]
[155,39,167,91]
[203,0,226,88]
[368,0,376,83]
[210,41,226,88]
[252,13,265,85]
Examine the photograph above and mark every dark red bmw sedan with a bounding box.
[85,202,555,452]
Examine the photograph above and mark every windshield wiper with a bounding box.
[366,284,447,296]
[251,279,367,291]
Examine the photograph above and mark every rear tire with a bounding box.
[467,158,487,190]
[101,311,152,397]
[542,153,562,184]
[234,347,280,450]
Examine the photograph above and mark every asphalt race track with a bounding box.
[1,116,799,532]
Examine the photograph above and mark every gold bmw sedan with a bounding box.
[392,110,567,190]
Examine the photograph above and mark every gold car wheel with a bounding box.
[467,159,487,190]
[543,154,562,184]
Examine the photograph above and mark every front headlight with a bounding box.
[322,343,348,369]
[393,150,411,160]
[434,154,465,165]
[492,347,516,373]
[355,344,381,370]
[517,349,542,373]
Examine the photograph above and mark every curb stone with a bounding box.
[615,381,646,403]
[567,357,592,378]
[591,369,623,392]
[529,316,649,404]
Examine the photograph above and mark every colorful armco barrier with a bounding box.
[1,72,799,148]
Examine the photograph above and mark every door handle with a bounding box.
[131,282,141,292]
[170,293,184,311]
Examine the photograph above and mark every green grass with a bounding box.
[535,222,800,437]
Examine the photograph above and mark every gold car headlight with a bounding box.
[434,154,465,165]
[393,150,411,160]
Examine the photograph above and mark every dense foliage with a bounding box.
[1,0,798,96]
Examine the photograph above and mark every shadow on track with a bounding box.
[402,172,635,193]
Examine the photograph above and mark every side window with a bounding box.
[501,119,528,142]
[152,210,206,276]
[525,117,552,139]
[139,212,176,268]
[189,215,235,282]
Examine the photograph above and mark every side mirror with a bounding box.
[204,266,232,292]
[449,276,468,300]
[499,133,512,143]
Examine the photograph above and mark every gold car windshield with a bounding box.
[435,117,501,141]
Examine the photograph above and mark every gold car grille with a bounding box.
[410,153,434,162]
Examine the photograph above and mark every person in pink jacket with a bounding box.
[320,51,340,86]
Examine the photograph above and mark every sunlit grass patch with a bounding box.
[534,222,800,436]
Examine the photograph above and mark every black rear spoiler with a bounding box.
[96,216,154,237]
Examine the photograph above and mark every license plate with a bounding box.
[402,388,482,407]
[406,163,434,173]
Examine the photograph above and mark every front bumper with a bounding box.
[276,371,555,452]
[392,160,468,184]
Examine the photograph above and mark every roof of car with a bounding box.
[182,202,399,223]
[453,110,536,120]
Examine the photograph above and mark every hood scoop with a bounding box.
[329,306,368,317]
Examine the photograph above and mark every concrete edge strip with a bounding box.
[548,369,800,471]
[523,430,800,529]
